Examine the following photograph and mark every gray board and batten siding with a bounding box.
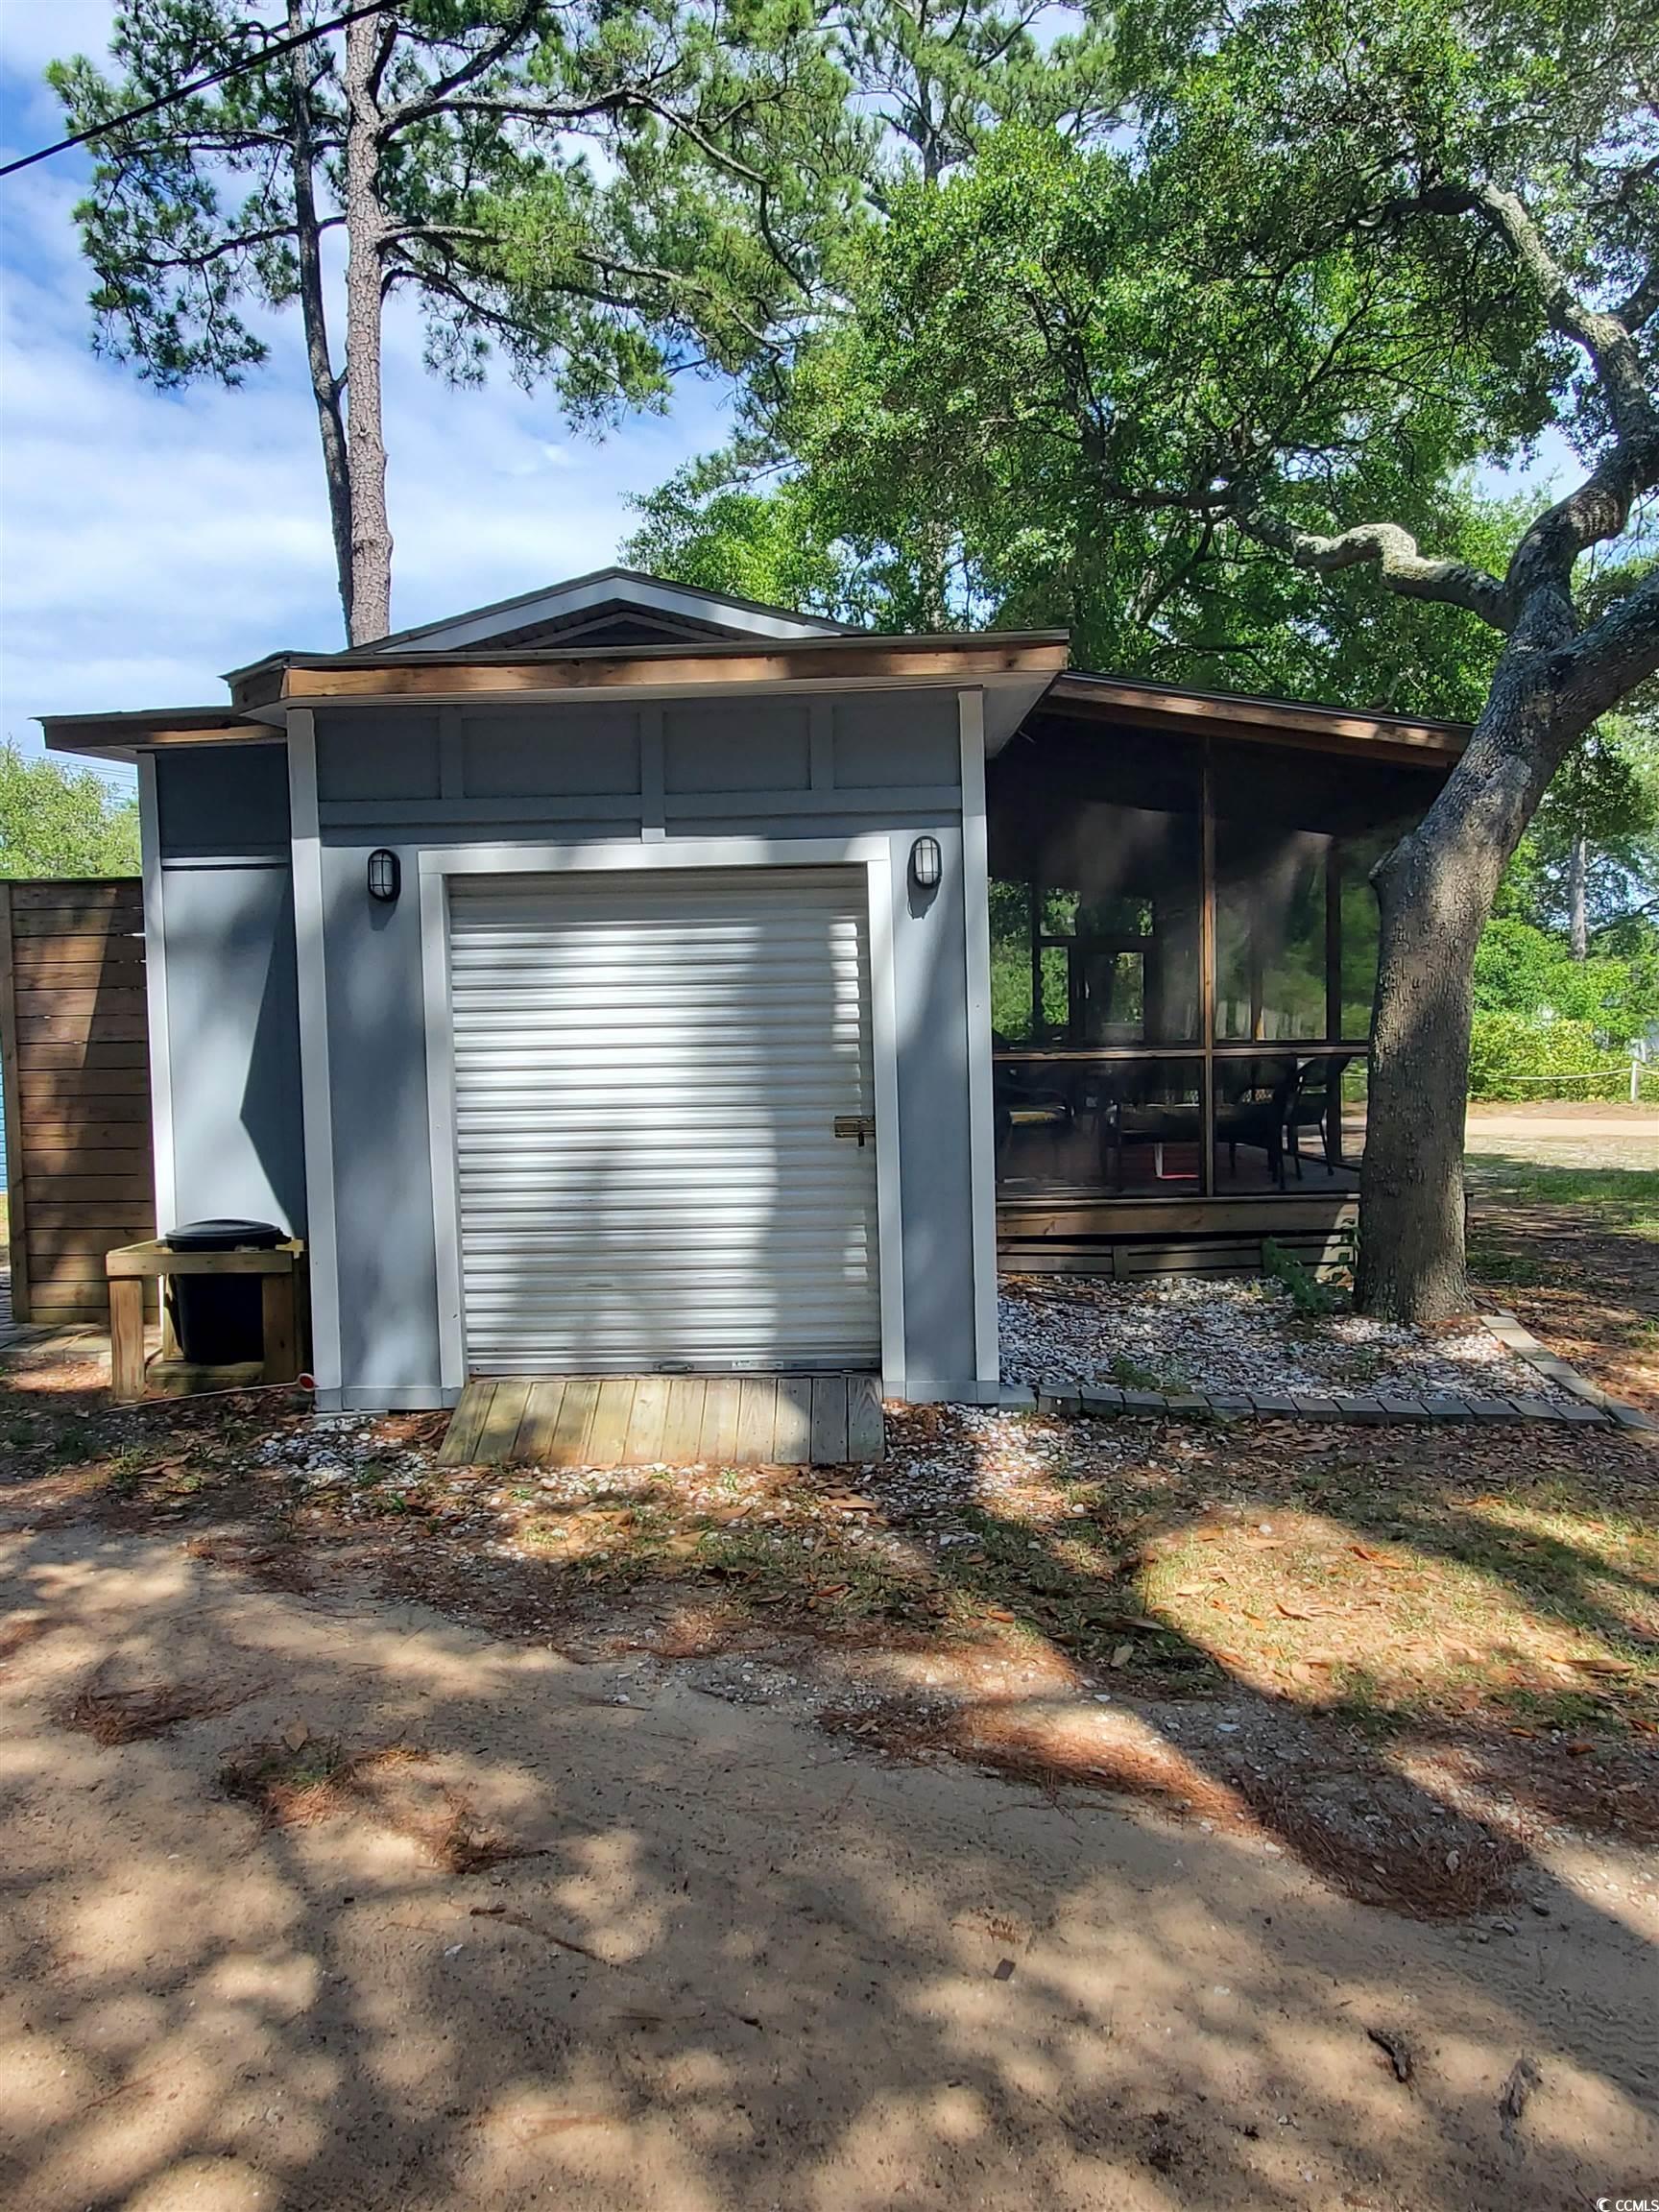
[304,686,981,1410]
[147,745,307,1241]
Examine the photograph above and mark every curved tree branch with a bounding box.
[1232,510,1515,629]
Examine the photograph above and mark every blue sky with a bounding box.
[0,1,728,775]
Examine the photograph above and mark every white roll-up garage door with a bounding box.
[447,869,881,1374]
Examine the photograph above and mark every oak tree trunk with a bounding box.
[286,0,353,638]
[1356,625,1578,1322]
[343,9,393,644]
[1569,834,1589,959]
[1354,826,1491,1324]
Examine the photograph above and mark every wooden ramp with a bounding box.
[438,1373,885,1471]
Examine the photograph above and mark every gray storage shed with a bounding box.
[43,567,1464,1413]
[44,571,1064,1409]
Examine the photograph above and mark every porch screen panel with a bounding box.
[446,869,880,1374]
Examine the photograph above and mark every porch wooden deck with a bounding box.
[437,1373,885,1471]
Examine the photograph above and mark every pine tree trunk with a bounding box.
[343,9,393,644]
[1355,634,1577,1323]
[286,0,353,639]
[1569,834,1589,959]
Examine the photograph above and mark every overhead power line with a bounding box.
[0,2,391,181]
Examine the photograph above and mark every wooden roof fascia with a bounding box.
[1046,673,1467,760]
[270,635,1071,704]
[38,707,276,760]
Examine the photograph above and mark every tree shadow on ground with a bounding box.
[3,1506,1657,2212]
[3,1335,1658,2207]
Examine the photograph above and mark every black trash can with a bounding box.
[165,1219,286,1365]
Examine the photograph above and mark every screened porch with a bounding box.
[986,692,1454,1248]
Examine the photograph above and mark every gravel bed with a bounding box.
[998,1275,1575,1402]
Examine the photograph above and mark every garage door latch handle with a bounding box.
[833,1115,877,1147]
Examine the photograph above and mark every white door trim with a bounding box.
[287,708,344,1394]
[957,689,1001,1386]
[135,753,177,1237]
[420,862,467,1392]
[418,833,906,1391]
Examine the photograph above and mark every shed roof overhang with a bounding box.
[38,640,1468,772]
[40,634,1069,761]
[36,704,280,763]
[1039,671,1468,765]
[228,631,1070,726]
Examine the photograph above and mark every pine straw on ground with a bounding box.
[60,1665,246,1745]
[217,1733,544,1875]
[820,1692,1526,1918]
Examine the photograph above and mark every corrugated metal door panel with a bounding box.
[447,870,880,1374]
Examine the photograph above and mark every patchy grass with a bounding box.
[1130,1491,1659,1735]
[1108,1353,1189,1393]
[220,1734,363,1826]
[1464,1159,1659,1238]
[205,1411,1658,1762]
[1464,1147,1659,1417]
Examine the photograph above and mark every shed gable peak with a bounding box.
[349,566,848,657]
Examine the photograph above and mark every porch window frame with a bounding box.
[992,737,1372,1203]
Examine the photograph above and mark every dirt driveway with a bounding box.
[3,1514,1656,2212]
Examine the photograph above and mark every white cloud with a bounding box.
[0,1,730,764]
[0,0,116,82]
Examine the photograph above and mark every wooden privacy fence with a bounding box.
[0,878,155,1324]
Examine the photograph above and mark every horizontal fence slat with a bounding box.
[18,1066,153,1096]
[22,1124,156,1151]
[8,879,140,906]
[10,906,143,937]
[23,1172,154,1201]
[23,1264,118,1295]
[26,1224,143,1256]
[27,1205,157,1230]
[23,1164,153,1190]
[13,1044,151,1073]
[14,987,148,1017]
[13,942,147,974]
[15,1012,150,1046]
[12,927,146,958]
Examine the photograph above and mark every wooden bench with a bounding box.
[105,1238,307,1403]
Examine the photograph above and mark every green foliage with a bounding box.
[1476,911,1658,1037]
[51,2,862,413]
[828,1,1121,193]
[0,744,139,878]
[635,0,1655,726]
[627,109,1528,706]
[53,2,1138,445]
[1466,1013,1643,1101]
[987,878,1035,1040]
[1523,711,1659,937]
[624,453,875,620]
[1261,1238,1343,1317]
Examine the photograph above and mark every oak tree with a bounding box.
[640,0,1659,1319]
